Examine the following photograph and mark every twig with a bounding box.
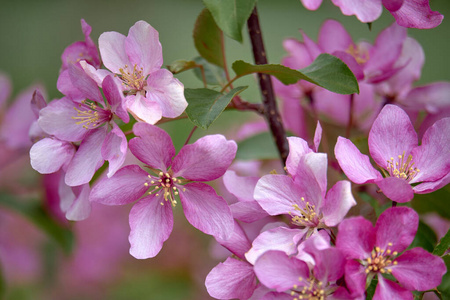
[247,6,289,166]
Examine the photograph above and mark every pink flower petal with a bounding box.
[365,23,407,81]
[205,257,257,300]
[64,183,91,221]
[281,96,307,139]
[282,38,314,69]
[65,127,107,186]
[285,136,312,177]
[410,117,450,183]
[90,165,149,205]
[322,180,356,227]
[79,60,111,87]
[383,0,404,11]
[129,195,173,259]
[335,137,382,184]
[413,172,450,194]
[406,82,450,114]
[101,123,127,177]
[223,170,259,202]
[392,247,446,291]
[230,201,269,223]
[318,19,353,53]
[375,207,418,253]
[375,276,413,300]
[390,0,443,29]
[313,121,322,152]
[254,174,303,216]
[300,0,323,10]
[68,63,103,103]
[30,90,46,117]
[337,216,376,260]
[369,104,417,168]
[172,135,237,182]
[129,122,175,171]
[145,69,187,118]
[30,138,75,174]
[125,93,162,124]
[214,221,251,260]
[37,97,88,142]
[376,177,414,203]
[246,226,306,265]
[102,75,129,123]
[331,0,383,23]
[299,152,328,198]
[57,70,85,102]
[0,85,40,149]
[178,182,234,240]
[99,31,129,74]
[125,20,163,75]
[344,260,367,296]
[254,251,309,292]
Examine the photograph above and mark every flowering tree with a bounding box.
[0,1,449,299]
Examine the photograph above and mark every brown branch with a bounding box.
[247,6,289,166]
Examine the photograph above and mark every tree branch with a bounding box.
[247,6,289,166]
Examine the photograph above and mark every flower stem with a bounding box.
[184,126,198,146]
[247,6,289,166]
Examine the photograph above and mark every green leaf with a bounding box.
[192,57,226,86]
[366,276,377,300]
[167,60,197,74]
[193,9,224,68]
[433,228,450,256]
[202,0,257,43]
[409,220,437,252]
[184,86,247,129]
[0,193,74,255]
[437,255,450,298]
[299,53,359,94]
[232,54,359,94]
[236,132,279,160]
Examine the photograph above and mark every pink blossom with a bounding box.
[96,20,187,124]
[90,123,235,259]
[302,0,443,29]
[254,139,356,235]
[336,207,446,299]
[335,104,450,202]
[35,72,129,186]
[253,234,349,299]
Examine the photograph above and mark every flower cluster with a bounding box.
[0,1,447,299]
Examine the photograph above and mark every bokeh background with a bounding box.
[0,0,449,299]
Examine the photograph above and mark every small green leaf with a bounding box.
[167,60,197,74]
[192,57,226,86]
[366,276,378,300]
[409,220,437,253]
[193,9,224,68]
[232,54,359,94]
[236,132,279,160]
[202,0,257,42]
[0,193,74,255]
[433,229,450,256]
[185,86,247,129]
[299,53,359,94]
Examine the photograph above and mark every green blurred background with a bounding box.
[0,0,449,299]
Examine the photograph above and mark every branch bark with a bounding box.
[247,6,289,166]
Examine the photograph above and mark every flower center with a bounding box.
[144,171,183,207]
[345,44,369,64]
[364,243,398,275]
[386,152,420,182]
[117,64,146,92]
[290,277,326,300]
[72,100,111,129]
[290,197,320,228]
